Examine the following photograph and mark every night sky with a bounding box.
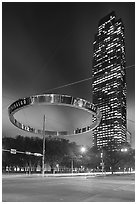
[2,2,135,148]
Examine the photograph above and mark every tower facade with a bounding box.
[92,11,127,150]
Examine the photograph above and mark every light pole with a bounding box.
[101,151,104,175]
[71,158,74,174]
[80,146,86,172]
[42,115,46,177]
[121,148,128,173]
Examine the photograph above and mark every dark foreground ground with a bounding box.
[2,173,135,202]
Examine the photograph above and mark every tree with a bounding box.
[118,147,135,172]
[83,146,101,171]
[45,138,79,173]
[2,136,42,172]
[103,141,135,174]
[3,135,82,173]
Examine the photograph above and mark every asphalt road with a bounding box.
[2,174,135,202]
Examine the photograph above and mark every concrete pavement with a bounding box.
[2,173,135,202]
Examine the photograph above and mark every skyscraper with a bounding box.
[92,11,127,150]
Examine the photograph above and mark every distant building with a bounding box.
[126,130,132,145]
[92,11,127,150]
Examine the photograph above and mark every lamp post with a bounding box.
[80,146,86,172]
[101,151,104,175]
[42,115,46,177]
[71,158,74,174]
[71,147,86,174]
[121,148,128,173]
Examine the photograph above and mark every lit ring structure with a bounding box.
[8,94,101,136]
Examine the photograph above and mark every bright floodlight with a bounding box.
[121,148,128,152]
[81,146,86,153]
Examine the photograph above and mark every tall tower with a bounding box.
[92,11,127,150]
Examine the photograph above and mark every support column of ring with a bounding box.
[42,115,46,177]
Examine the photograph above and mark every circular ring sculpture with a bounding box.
[8,94,101,136]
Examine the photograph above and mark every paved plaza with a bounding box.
[2,173,135,202]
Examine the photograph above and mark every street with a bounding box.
[2,174,135,202]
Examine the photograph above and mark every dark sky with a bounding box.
[2,2,135,148]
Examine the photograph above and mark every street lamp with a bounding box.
[42,115,46,177]
[56,164,59,172]
[121,148,128,173]
[71,158,74,174]
[71,147,87,174]
[80,146,86,153]
[101,151,104,175]
[80,146,87,173]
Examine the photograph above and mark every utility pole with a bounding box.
[42,115,46,177]
[71,157,73,174]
